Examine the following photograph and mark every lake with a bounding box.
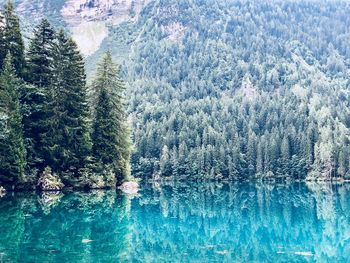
[0,182,349,262]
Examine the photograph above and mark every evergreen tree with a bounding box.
[23,18,55,168]
[0,1,25,77]
[91,51,132,184]
[281,135,291,174]
[0,54,26,186]
[0,8,6,69]
[42,30,91,176]
[26,18,55,86]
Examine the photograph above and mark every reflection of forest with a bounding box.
[0,191,132,262]
[131,182,350,262]
[0,183,349,262]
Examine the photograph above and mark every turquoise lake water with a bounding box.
[0,182,350,262]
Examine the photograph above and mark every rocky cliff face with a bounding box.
[2,0,151,56]
[61,0,150,55]
[62,0,149,26]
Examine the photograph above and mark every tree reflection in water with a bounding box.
[0,182,349,262]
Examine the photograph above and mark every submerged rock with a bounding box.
[37,167,64,191]
[118,181,139,194]
[0,186,6,197]
[82,239,93,244]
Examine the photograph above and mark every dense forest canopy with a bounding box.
[1,0,350,184]
[119,0,350,181]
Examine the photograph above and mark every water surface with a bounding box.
[0,182,350,262]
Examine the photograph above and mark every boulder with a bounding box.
[118,181,139,194]
[37,167,64,191]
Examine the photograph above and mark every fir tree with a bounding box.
[91,51,132,184]
[26,18,55,86]
[0,54,26,186]
[22,18,55,168]
[0,1,25,77]
[42,30,91,176]
[0,9,5,69]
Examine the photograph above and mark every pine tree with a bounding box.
[281,135,291,174]
[0,10,5,68]
[23,18,56,168]
[0,1,26,77]
[160,145,172,176]
[0,54,26,186]
[26,18,55,86]
[91,51,132,184]
[42,30,91,176]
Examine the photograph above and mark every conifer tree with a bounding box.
[42,30,91,175]
[0,1,25,77]
[26,18,55,86]
[23,18,55,168]
[281,135,291,174]
[0,9,5,69]
[91,51,132,184]
[0,54,26,186]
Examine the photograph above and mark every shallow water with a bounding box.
[0,182,350,262]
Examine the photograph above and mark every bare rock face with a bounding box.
[62,0,138,25]
[118,181,139,194]
[61,0,150,55]
[0,186,6,197]
[12,0,151,56]
[37,167,64,191]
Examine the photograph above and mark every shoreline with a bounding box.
[1,177,350,194]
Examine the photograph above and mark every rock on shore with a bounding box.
[37,167,64,191]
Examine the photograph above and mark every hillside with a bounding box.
[3,0,350,181]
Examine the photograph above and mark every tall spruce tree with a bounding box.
[0,54,26,186]
[0,8,5,69]
[42,30,91,176]
[26,18,55,86]
[0,1,25,78]
[91,51,132,184]
[23,18,55,168]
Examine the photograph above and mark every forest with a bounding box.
[121,0,350,181]
[0,1,132,190]
[2,0,350,188]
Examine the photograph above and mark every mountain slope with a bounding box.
[122,0,350,180]
[3,0,350,180]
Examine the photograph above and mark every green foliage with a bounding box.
[0,13,132,189]
[91,51,132,184]
[123,0,350,181]
[3,0,350,184]
[41,30,92,181]
[23,18,56,169]
[26,18,56,87]
[0,54,26,185]
[0,1,25,78]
